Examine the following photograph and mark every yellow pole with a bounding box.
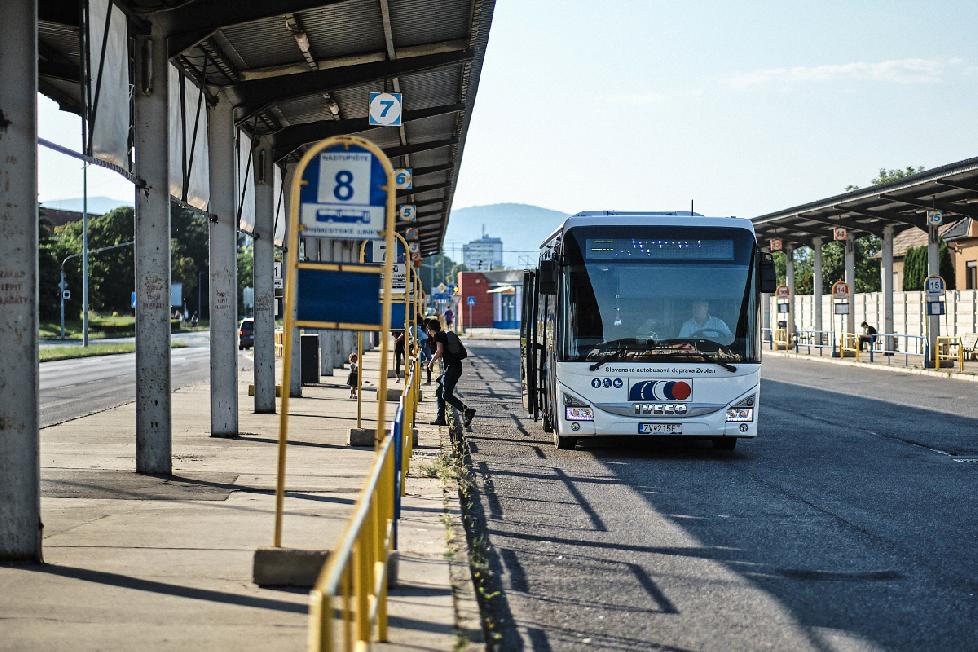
[273,164,302,548]
[356,241,367,430]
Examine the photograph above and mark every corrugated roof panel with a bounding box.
[398,65,462,108]
[300,2,386,59]
[220,17,300,70]
[388,0,470,47]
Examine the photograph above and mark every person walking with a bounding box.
[443,307,454,332]
[426,319,475,427]
[346,351,359,399]
[393,330,405,382]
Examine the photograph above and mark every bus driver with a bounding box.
[678,300,731,340]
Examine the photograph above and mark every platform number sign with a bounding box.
[405,227,419,240]
[925,276,945,301]
[399,204,417,222]
[394,168,413,190]
[833,226,847,241]
[299,144,388,239]
[927,209,943,225]
[769,238,782,252]
[368,91,402,127]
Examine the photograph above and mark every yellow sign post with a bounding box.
[273,135,397,548]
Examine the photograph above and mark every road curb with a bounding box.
[766,349,978,383]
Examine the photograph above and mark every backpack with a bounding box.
[444,331,468,360]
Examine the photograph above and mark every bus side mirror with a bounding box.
[760,252,777,293]
[538,259,558,295]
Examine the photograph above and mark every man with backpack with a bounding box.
[425,318,476,427]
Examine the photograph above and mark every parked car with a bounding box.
[238,318,255,350]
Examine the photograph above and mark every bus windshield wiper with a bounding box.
[586,339,643,371]
[588,347,627,371]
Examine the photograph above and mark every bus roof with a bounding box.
[542,211,756,248]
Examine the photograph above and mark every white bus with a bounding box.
[520,211,776,450]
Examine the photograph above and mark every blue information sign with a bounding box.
[298,142,389,240]
[467,296,476,306]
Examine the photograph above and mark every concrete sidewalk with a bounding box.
[0,348,471,651]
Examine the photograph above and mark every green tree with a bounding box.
[237,237,254,314]
[902,243,955,291]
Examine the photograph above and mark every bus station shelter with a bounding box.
[752,157,978,359]
[0,0,494,561]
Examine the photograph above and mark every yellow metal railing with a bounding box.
[773,328,792,350]
[935,336,965,371]
[308,361,421,651]
[274,329,285,358]
[838,332,860,360]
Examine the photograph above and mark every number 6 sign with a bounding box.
[369,91,402,127]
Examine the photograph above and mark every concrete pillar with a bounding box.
[784,244,795,340]
[845,232,856,335]
[0,0,41,561]
[881,225,895,352]
[812,238,824,336]
[133,20,172,474]
[926,223,940,365]
[253,138,275,413]
[207,96,238,435]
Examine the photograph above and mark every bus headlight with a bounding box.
[725,393,755,422]
[566,406,594,421]
[563,391,594,421]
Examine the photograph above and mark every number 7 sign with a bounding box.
[369,92,402,127]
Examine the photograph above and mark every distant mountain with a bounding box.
[41,196,133,215]
[445,203,568,268]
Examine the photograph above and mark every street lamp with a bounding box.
[59,240,134,342]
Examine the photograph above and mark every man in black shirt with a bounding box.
[859,321,878,351]
[426,319,475,427]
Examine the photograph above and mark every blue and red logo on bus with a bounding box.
[628,380,692,402]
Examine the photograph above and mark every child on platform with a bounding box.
[347,352,359,399]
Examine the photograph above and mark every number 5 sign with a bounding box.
[369,91,402,126]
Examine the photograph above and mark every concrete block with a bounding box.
[252,547,330,587]
[248,384,282,397]
[387,550,400,589]
[386,388,403,402]
[348,427,393,447]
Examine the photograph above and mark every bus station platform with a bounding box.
[766,342,978,382]
[0,350,469,651]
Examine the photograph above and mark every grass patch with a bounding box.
[40,341,187,362]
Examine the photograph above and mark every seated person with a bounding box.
[678,300,732,341]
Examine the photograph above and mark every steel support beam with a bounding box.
[844,232,856,335]
[384,137,458,160]
[133,22,173,475]
[271,103,463,161]
[253,138,276,413]
[785,244,795,342]
[879,192,974,219]
[207,96,239,435]
[237,50,472,122]
[881,225,895,353]
[926,222,940,366]
[167,0,347,57]
[812,237,824,334]
[0,0,41,562]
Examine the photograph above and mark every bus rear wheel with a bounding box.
[713,437,737,451]
[554,433,578,450]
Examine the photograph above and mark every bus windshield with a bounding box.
[558,225,759,364]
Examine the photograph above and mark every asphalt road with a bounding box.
[39,332,221,427]
[457,340,978,651]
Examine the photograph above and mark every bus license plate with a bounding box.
[638,423,682,435]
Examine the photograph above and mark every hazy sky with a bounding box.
[39,1,978,221]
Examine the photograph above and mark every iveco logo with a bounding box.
[629,380,692,401]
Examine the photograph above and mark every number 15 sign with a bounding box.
[298,144,389,239]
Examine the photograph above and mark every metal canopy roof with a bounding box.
[36,0,496,256]
[752,157,978,248]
